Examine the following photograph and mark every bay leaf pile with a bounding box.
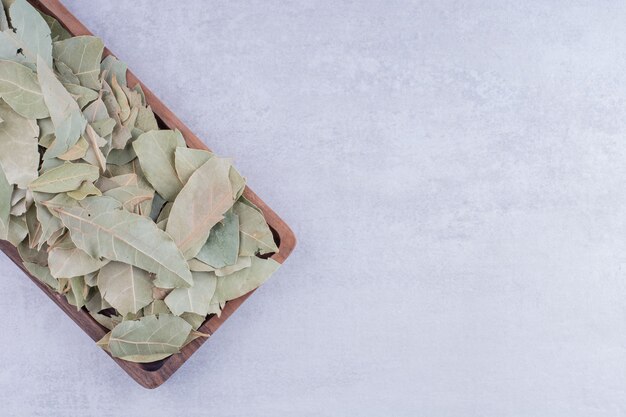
[0,0,281,363]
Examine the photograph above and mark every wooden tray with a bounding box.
[0,0,297,389]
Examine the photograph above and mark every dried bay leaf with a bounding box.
[18,240,48,267]
[24,204,42,248]
[123,107,138,130]
[48,235,108,279]
[214,256,251,277]
[108,314,192,363]
[101,55,127,87]
[63,83,98,109]
[0,100,39,188]
[39,191,78,218]
[210,257,281,305]
[66,181,102,201]
[110,74,130,122]
[10,189,29,216]
[0,2,7,31]
[143,300,171,316]
[52,36,103,90]
[84,271,98,287]
[95,173,138,193]
[10,187,26,208]
[9,0,53,67]
[38,117,55,147]
[84,288,109,313]
[234,201,279,256]
[106,146,136,166]
[195,210,240,269]
[0,163,11,239]
[166,157,234,259]
[83,97,109,123]
[0,31,31,67]
[238,194,263,213]
[67,276,86,309]
[29,162,99,193]
[101,80,132,150]
[55,60,79,85]
[83,124,107,173]
[230,166,246,200]
[174,147,212,184]
[164,271,217,317]
[92,125,114,156]
[23,262,59,291]
[173,146,245,199]
[132,130,185,201]
[7,214,27,245]
[37,56,87,159]
[57,136,88,161]
[91,314,121,332]
[0,60,48,119]
[97,262,153,316]
[188,258,216,272]
[103,185,153,215]
[106,159,145,182]
[180,313,207,331]
[55,200,193,288]
[39,12,71,42]
[40,157,65,174]
[135,106,158,132]
[32,193,64,249]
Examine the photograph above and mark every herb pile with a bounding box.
[0,0,281,363]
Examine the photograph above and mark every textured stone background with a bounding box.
[2,1,626,416]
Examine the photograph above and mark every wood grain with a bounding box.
[0,0,297,389]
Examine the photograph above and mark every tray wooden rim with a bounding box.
[0,0,297,389]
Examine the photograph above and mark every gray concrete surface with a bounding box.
[2,1,626,416]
